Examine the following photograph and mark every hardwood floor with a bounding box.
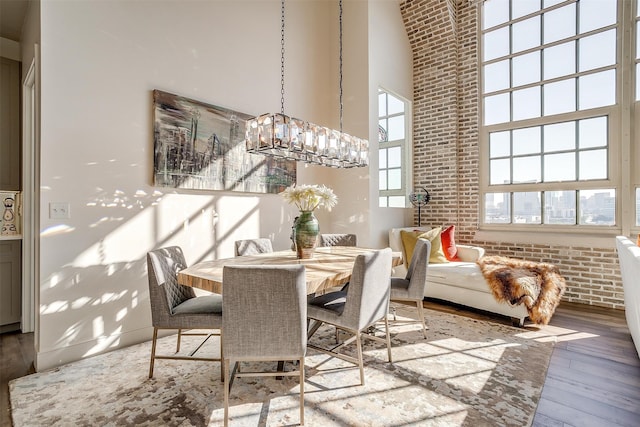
[1,302,638,426]
[531,304,640,427]
[424,300,640,427]
[0,332,34,427]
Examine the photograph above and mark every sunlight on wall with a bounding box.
[72,192,216,267]
[41,224,76,237]
[37,186,288,360]
[71,297,92,309]
[83,326,123,357]
[93,316,104,336]
[116,307,127,321]
[98,291,127,304]
[40,300,68,314]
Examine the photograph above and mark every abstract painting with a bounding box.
[152,90,296,193]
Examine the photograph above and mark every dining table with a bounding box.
[177,246,403,295]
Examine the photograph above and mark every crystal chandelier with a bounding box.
[245,0,369,168]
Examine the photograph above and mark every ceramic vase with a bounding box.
[294,211,319,259]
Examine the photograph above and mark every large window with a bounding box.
[481,0,619,228]
[378,89,411,208]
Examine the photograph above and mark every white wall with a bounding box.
[308,0,414,249]
[367,0,414,247]
[308,0,373,245]
[36,0,412,370]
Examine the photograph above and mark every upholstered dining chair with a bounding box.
[222,265,307,427]
[234,238,274,256]
[319,233,357,247]
[390,238,431,338]
[146,246,223,379]
[306,248,393,386]
[317,233,356,293]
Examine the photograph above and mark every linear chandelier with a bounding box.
[245,0,369,168]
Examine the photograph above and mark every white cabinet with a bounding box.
[0,240,21,332]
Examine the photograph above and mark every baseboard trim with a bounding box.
[0,322,21,334]
[35,326,175,372]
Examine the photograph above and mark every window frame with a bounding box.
[378,87,413,208]
[478,0,626,236]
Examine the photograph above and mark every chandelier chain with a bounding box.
[245,0,368,168]
[339,0,343,133]
[281,0,286,115]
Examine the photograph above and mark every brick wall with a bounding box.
[400,0,624,309]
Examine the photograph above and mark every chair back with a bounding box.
[222,265,307,360]
[147,246,196,326]
[319,233,357,247]
[234,238,274,256]
[405,238,431,300]
[341,248,392,331]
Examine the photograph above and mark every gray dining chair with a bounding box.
[222,264,307,427]
[307,248,393,386]
[317,233,357,293]
[390,238,431,338]
[146,246,223,379]
[234,238,274,256]
[319,233,357,247]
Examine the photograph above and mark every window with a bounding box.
[378,89,411,208]
[481,0,619,228]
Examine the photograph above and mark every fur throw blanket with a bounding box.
[476,256,566,325]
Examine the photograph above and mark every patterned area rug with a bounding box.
[10,308,554,426]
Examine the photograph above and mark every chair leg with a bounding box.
[417,300,428,339]
[149,327,158,379]
[355,332,364,386]
[219,331,224,382]
[299,356,305,426]
[176,329,182,353]
[224,358,230,427]
[384,316,393,363]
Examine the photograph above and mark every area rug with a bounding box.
[477,256,567,325]
[10,308,555,426]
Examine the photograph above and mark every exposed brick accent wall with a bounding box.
[401,0,461,230]
[400,0,624,309]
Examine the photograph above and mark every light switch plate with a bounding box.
[49,202,70,219]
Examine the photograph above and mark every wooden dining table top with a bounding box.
[177,246,402,295]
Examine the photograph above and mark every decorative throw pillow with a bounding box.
[400,230,422,268]
[419,228,449,264]
[440,224,461,261]
[400,228,449,267]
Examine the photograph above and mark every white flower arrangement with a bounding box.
[280,184,338,212]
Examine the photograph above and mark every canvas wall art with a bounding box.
[153,90,296,193]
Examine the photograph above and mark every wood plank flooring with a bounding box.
[0,332,34,427]
[1,301,638,426]
[424,300,640,427]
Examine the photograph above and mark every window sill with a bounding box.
[474,228,620,249]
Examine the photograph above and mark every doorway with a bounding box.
[21,48,39,341]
